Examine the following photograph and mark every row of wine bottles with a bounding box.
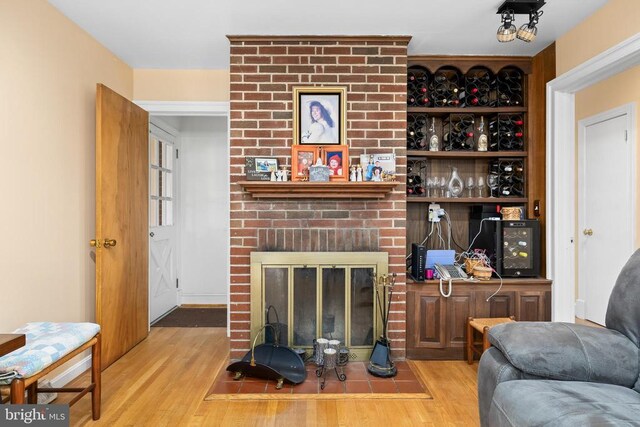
[407,65,524,108]
[407,114,525,152]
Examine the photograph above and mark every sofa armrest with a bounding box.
[477,347,532,427]
[489,322,639,388]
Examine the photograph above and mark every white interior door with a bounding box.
[149,122,178,323]
[579,110,635,325]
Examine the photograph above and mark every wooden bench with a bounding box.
[0,323,101,421]
[466,316,515,364]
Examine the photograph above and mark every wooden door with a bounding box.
[95,84,149,370]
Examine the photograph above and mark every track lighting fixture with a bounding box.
[496,0,545,43]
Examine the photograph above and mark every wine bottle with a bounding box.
[428,117,439,152]
[477,117,488,152]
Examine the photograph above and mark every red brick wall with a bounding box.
[228,36,409,360]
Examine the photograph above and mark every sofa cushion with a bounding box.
[489,380,640,427]
[606,248,640,348]
[489,322,639,388]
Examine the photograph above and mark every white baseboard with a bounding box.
[48,355,92,388]
[575,299,585,319]
[180,293,227,305]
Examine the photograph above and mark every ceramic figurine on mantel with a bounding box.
[356,164,363,182]
[270,170,277,182]
[350,165,357,182]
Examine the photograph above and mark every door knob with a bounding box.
[89,239,101,248]
[103,239,117,248]
[149,232,155,237]
[583,229,593,236]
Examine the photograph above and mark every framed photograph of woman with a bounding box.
[322,145,349,181]
[293,86,347,145]
[291,145,319,181]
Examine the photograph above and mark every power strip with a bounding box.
[428,203,444,222]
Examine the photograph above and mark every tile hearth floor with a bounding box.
[206,361,431,400]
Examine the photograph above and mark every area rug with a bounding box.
[151,307,226,328]
[205,360,432,400]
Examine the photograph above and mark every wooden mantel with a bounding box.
[237,181,400,199]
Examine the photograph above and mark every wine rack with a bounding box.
[443,114,475,151]
[406,66,524,109]
[407,66,431,107]
[407,113,428,150]
[407,159,427,197]
[489,114,525,151]
[489,159,525,198]
[461,67,492,107]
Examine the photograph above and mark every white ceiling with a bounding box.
[48,0,608,69]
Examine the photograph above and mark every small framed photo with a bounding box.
[322,145,349,182]
[245,157,278,181]
[291,145,319,181]
[293,86,347,146]
[360,153,396,182]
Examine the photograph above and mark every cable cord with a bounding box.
[439,278,453,298]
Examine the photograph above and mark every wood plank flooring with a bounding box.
[60,328,480,426]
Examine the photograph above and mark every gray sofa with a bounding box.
[478,249,640,426]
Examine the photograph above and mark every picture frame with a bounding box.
[293,86,347,146]
[291,145,319,181]
[245,157,278,181]
[360,153,396,182]
[322,145,349,181]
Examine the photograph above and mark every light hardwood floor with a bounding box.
[61,328,480,426]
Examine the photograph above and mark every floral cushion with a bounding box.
[0,322,100,384]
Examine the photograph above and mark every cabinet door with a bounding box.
[447,292,474,347]
[408,292,446,349]
[475,291,515,318]
[517,291,546,321]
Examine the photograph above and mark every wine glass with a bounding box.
[439,176,447,197]
[466,176,475,198]
[477,176,485,198]
[487,174,499,198]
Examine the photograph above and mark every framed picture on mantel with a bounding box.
[293,86,347,146]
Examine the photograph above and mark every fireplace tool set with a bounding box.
[368,273,398,378]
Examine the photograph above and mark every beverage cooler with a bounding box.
[469,218,540,277]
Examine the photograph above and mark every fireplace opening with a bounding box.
[250,252,388,361]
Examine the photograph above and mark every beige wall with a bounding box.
[556,0,640,75]
[0,0,132,330]
[133,69,230,101]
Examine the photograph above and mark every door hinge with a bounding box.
[176,149,179,159]
[625,130,628,141]
[176,278,179,289]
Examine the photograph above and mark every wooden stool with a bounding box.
[467,316,515,364]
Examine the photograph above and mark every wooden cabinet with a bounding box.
[406,279,551,360]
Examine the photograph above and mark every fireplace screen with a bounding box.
[251,252,388,360]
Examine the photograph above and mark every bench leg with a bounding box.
[466,317,473,364]
[91,333,101,420]
[27,383,37,404]
[10,379,25,404]
[482,326,491,352]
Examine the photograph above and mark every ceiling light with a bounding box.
[517,10,543,42]
[496,0,545,43]
[497,10,517,43]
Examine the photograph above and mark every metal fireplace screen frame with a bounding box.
[250,252,388,361]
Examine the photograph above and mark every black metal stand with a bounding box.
[316,365,346,390]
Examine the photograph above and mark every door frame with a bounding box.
[547,33,640,322]
[135,101,231,335]
[576,104,637,318]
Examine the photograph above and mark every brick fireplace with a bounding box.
[228,35,409,360]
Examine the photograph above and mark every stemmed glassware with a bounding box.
[439,177,447,197]
[466,177,475,198]
[477,176,485,198]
